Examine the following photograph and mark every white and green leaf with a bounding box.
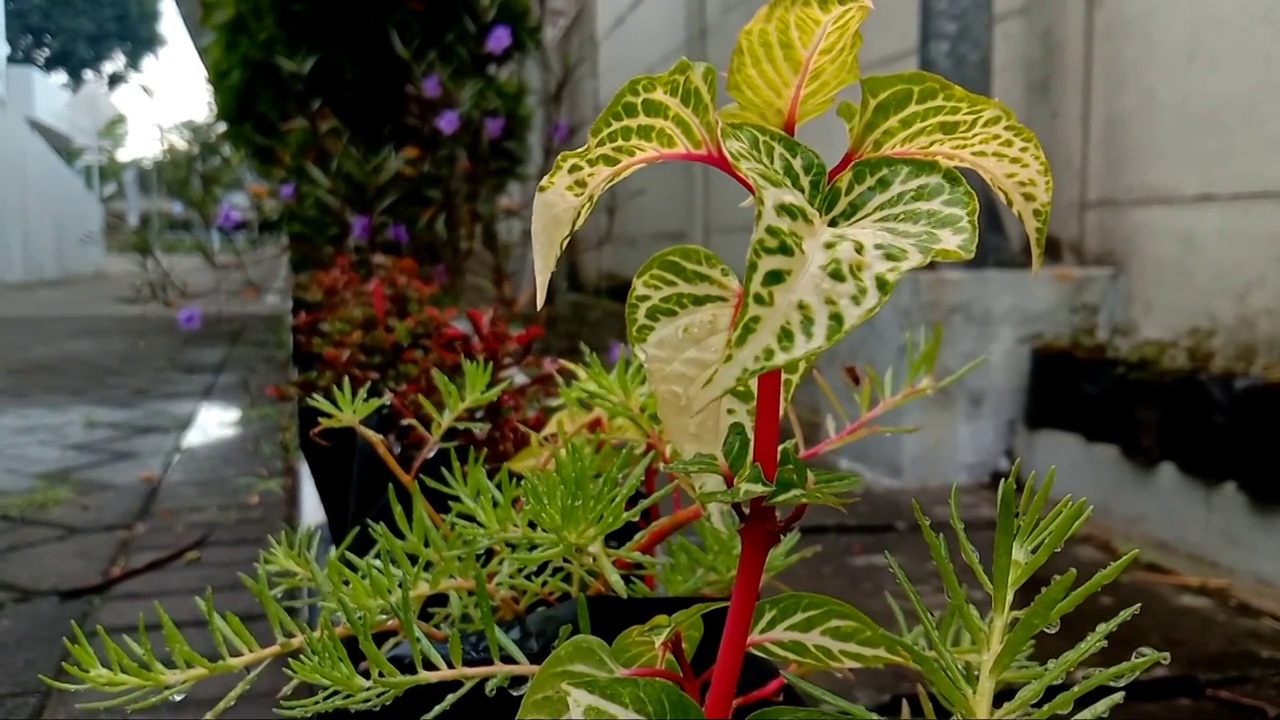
[610,602,725,671]
[516,636,621,719]
[723,0,873,132]
[532,58,723,308]
[749,592,898,669]
[703,123,978,403]
[563,677,706,719]
[840,70,1053,268]
[625,245,806,496]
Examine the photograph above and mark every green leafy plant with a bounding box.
[43,1,1168,718]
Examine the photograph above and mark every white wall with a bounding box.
[0,65,108,284]
[573,0,1280,363]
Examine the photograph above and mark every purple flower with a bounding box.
[278,181,296,202]
[175,305,203,332]
[551,117,572,146]
[387,223,410,245]
[349,214,372,243]
[420,73,443,99]
[607,340,630,366]
[433,264,450,284]
[483,115,506,141]
[483,24,514,56]
[434,109,462,136]
[215,202,242,231]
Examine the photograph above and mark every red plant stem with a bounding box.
[733,673,789,709]
[644,463,661,527]
[703,368,785,719]
[826,149,860,184]
[797,385,924,462]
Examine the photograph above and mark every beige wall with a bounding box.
[573,0,1280,360]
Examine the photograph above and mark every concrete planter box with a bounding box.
[792,267,1119,487]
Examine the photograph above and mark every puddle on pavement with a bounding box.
[178,401,244,449]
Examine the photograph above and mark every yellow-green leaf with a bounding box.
[702,123,977,404]
[749,592,897,669]
[516,636,620,719]
[725,0,873,132]
[531,58,724,309]
[841,70,1053,268]
[625,245,807,497]
[564,677,706,719]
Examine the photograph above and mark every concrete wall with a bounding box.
[0,66,108,283]
[574,0,1280,361]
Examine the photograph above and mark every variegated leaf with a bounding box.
[516,636,621,719]
[531,58,723,309]
[724,0,873,132]
[702,123,977,403]
[840,70,1053,268]
[625,245,807,495]
[610,602,726,672]
[563,677,706,719]
[749,592,898,669]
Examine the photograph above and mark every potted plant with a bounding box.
[46,1,1169,718]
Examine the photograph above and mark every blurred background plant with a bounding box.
[202,0,539,303]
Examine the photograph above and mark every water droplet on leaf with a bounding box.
[1042,619,1061,634]
[170,692,188,703]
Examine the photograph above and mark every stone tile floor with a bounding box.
[0,314,294,719]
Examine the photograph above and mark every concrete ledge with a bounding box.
[793,266,1120,487]
[1017,426,1280,593]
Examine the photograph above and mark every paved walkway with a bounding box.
[0,258,294,719]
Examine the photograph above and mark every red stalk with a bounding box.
[702,368,784,719]
[733,673,789,709]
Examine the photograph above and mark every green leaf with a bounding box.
[563,677,706,719]
[766,449,860,508]
[703,123,978,402]
[749,592,897,669]
[782,672,884,719]
[841,70,1053,268]
[610,603,725,671]
[664,453,723,477]
[748,708,859,720]
[532,58,723,308]
[723,0,873,132]
[516,636,621,719]
[697,464,775,505]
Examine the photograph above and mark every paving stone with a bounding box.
[0,522,66,552]
[0,530,124,592]
[798,483,999,529]
[0,479,150,529]
[92,584,269,630]
[0,597,94,695]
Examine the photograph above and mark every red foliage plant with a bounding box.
[293,253,559,466]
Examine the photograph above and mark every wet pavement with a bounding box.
[785,487,1280,718]
[0,313,293,719]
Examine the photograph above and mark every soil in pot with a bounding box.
[317,596,805,720]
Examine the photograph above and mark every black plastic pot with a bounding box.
[1111,369,1168,469]
[1025,349,1124,443]
[1158,371,1235,484]
[1230,377,1280,506]
[315,594,805,720]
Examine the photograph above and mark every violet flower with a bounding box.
[215,202,242,231]
[551,118,572,146]
[387,223,411,245]
[483,115,506,141]
[434,109,462,136]
[483,24,514,56]
[175,305,203,332]
[607,340,630,366]
[349,214,372,243]
[433,264,450,284]
[278,181,296,202]
[420,72,444,99]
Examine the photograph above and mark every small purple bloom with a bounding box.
[215,202,242,231]
[551,117,572,146]
[483,115,506,141]
[278,181,296,202]
[349,214,372,243]
[483,24,514,56]
[433,264,450,284]
[420,73,444,99]
[434,109,462,136]
[387,223,410,245]
[607,340,630,366]
[175,305,203,332]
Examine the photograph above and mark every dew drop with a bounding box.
[1132,645,1169,665]
[170,692,188,703]
[1042,619,1061,635]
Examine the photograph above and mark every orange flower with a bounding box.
[248,182,269,199]
[401,146,422,160]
